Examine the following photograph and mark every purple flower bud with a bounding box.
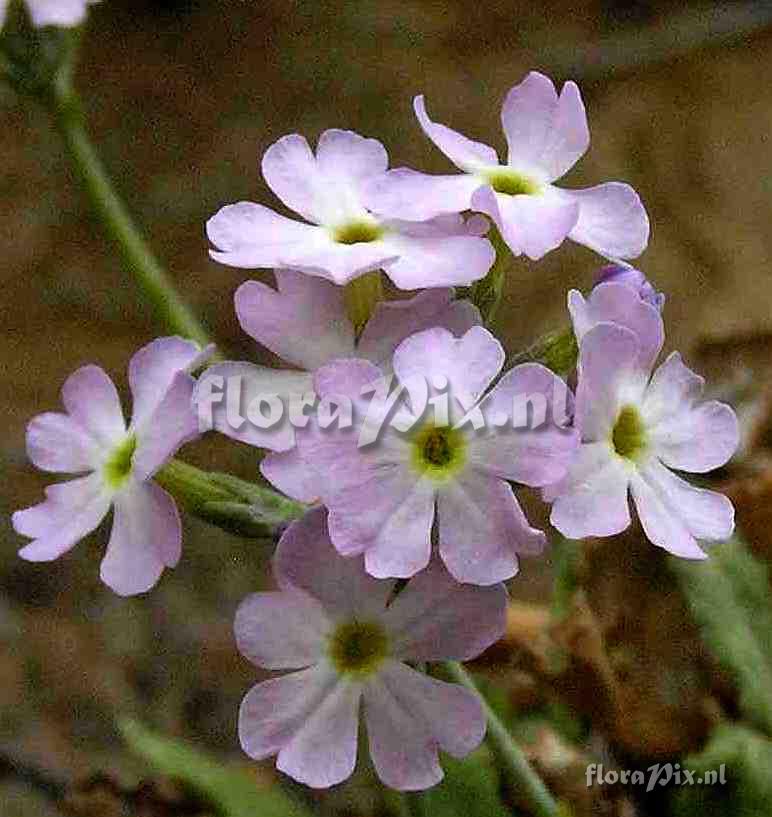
[595,264,664,311]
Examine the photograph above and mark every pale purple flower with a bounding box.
[366,72,649,261]
[206,129,495,289]
[194,270,480,502]
[568,281,664,372]
[236,507,506,790]
[0,0,98,28]
[13,337,211,595]
[292,326,579,584]
[595,264,664,310]
[545,322,739,558]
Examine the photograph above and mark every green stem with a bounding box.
[507,327,578,377]
[463,228,511,326]
[442,661,559,817]
[154,459,307,539]
[47,71,213,348]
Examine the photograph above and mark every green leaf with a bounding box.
[670,538,772,736]
[671,723,772,816]
[119,719,311,817]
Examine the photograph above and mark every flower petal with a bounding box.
[128,336,205,432]
[61,364,126,448]
[357,288,481,367]
[381,230,494,289]
[474,363,578,486]
[501,72,589,181]
[393,326,504,411]
[413,95,498,172]
[194,361,312,452]
[642,350,704,419]
[643,352,740,472]
[25,411,101,473]
[260,449,324,503]
[235,270,354,371]
[275,507,395,619]
[356,476,436,579]
[99,480,181,596]
[547,442,632,538]
[364,169,483,222]
[364,661,485,790]
[14,473,111,561]
[26,0,93,27]
[630,460,733,558]
[207,201,325,269]
[568,282,664,373]
[565,182,650,259]
[239,665,360,789]
[575,323,648,441]
[286,239,398,286]
[235,591,330,670]
[132,370,199,480]
[650,401,739,474]
[438,474,543,585]
[261,134,324,224]
[276,675,361,789]
[316,129,389,191]
[385,562,507,661]
[471,185,579,260]
[325,470,435,578]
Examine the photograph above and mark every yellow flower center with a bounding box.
[611,405,647,461]
[410,423,467,482]
[329,619,389,677]
[103,434,137,488]
[485,168,540,196]
[333,220,384,245]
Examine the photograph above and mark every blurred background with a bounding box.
[2,1,772,815]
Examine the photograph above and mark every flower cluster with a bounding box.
[14,71,740,791]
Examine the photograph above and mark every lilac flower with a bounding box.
[194,270,480,502]
[568,281,664,372]
[545,322,739,557]
[366,72,649,261]
[13,337,211,595]
[595,264,664,310]
[1,0,98,28]
[291,326,579,584]
[206,130,495,289]
[236,507,506,790]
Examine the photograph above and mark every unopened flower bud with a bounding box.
[595,264,664,311]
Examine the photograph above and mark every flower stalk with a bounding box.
[441,661,560,817]
[47,66,213,349]
[507,327,578,376]
[154,459,307,539]
[463,228,511,326]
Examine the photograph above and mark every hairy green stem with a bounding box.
[154,459,307,539]
[508,327,578,377]
[47,71,213,348]
[442,661,559,817]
